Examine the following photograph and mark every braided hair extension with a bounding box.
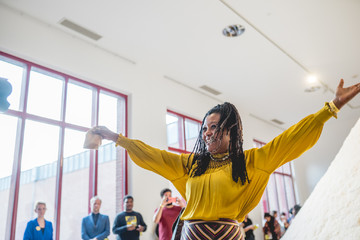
[188,102,250,185]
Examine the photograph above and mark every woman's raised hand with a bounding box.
[333,79,360,109]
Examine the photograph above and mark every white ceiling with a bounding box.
[1,0,360,129]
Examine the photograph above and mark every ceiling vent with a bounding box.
[59,18,102,41]
[199,85,221,96]
[304,86,321,92]
[271,119,284,125]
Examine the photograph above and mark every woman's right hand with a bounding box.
[90,126,119,142]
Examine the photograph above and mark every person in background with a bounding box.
[279,212,289,237]
[293,204,301,217]
[153,188,185,240]
[288,204,302,225]
[263,213,281,240]
[272,211,278,220]
[23,202,53,240]
[91,79,360,240]
[113,195,147,240]
[287,208,294,225]
[81,196,110,240]
[242,214,256,240]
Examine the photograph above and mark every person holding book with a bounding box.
[113,195,147,240]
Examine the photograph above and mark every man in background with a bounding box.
[113,195,147,240]
[81,196,110,240]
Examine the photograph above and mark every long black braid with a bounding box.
[188,102,250,185]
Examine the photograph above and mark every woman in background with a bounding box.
[243,215,256,240]
[23,202,53,240]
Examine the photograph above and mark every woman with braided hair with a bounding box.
[91,79,360,240]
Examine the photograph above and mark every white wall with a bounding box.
[1,4,355,240]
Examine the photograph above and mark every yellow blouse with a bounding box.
[117,104,335,222]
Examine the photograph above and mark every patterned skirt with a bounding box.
[180,219,243,240]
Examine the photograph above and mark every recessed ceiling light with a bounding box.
[223,24,245,37]
[305,75,321,92]
[306,75,318,84]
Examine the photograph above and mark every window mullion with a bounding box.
[88,88,99,213]
[7,117,25,240]
[182,118,187,152]
[54,76,67,240]
[7,61,31,240]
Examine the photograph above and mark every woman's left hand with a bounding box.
[333,79,360,109]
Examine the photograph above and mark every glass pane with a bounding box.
[284,176,296,212]
[27,68,64,120]
[0,57,26,111]
[98,94,126,239]
[98,142,124,240]
[16,120,59,239]
[99,91,121,132]
[0,114,18,236]
[282,162,292,175]
[185,118,200,152]
[266,174,279,214]
[275,174,288,217]
[166,113,183,149]
[65,81,93,127]
[274,165,283,173]
[60,128,89,239]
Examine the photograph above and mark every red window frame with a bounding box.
[0,51,128,240]
[166,110,202,154]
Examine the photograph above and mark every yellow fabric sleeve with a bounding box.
[252,103,334,173]
[116,135,191,199]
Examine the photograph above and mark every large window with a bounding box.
[166,110,201,199]
[254,139,297,221]
[166,110,201,154]
[0,51,127,240]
